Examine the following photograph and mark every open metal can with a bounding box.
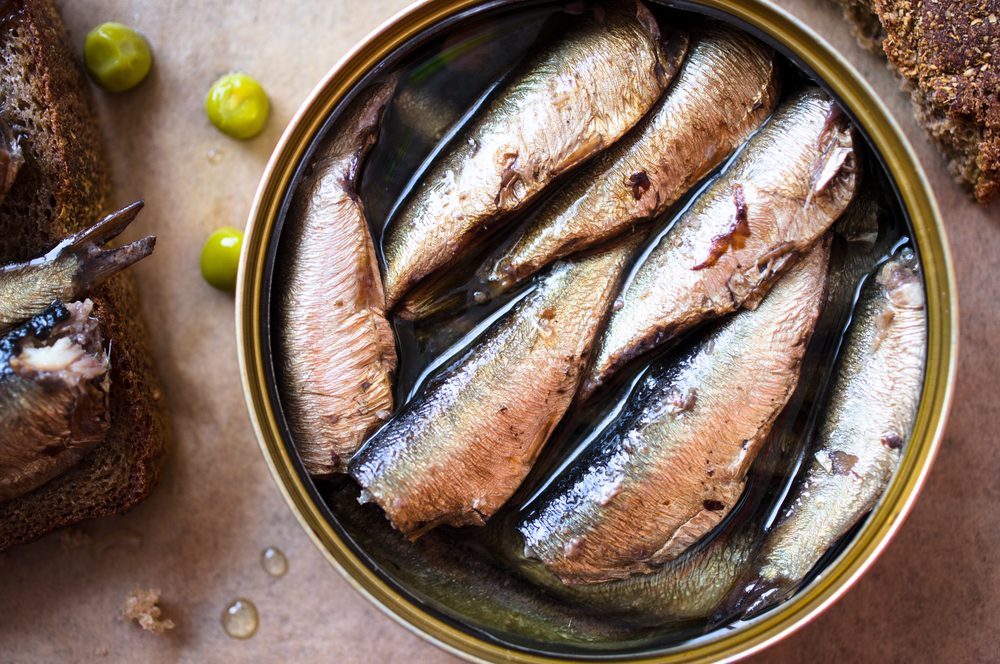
[237,0,957,660]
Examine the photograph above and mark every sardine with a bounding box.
[583,87,858,399]
[0,300,110,502]
[349,237,641,538]
[500,511,757,626]
[518,242,829,585]
[0,201,153,333]
[279,81,399,477]
[478,26,779,295]
[381,1,685,308]
[713,253,926,621]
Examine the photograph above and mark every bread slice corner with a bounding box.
[831,0,999,204]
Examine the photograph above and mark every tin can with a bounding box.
[237,1,957,660]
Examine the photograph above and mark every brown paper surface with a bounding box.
[0,1,995,661]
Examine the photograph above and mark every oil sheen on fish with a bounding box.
[583,87,858,399]
[0,201,153,333]
[381,1,684,308]
[502,513,757,625]
[0,300,110,502]
[477,25,779,296]
[349,237,641,539]
[714,253,926,621]
[738,187,896,502]
[518,242,830,584]
[503,368,814,625]
[279,81,399,477]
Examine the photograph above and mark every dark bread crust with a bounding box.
[833,0,886,53]
[833,0,1000,203]
[0,0,168,549]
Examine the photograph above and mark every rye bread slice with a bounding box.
[0,0,168,549]
[832,0,1000,204]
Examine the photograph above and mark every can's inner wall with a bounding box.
[258,1,925,658]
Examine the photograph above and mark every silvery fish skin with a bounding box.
[518,242,829,584]
[279,81,399,477]
[0,300,110,503]
[584,87,858,399]
[381,1,684,308]
[350,237,640,539]
[478,26,779,295]
[0,201,153,334]
[743,187,897,499]
[505,516,758,626]
[714,254,926,622]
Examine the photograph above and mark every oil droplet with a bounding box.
[260,547,288,578]
[472,290,489,305]
[222,598,258,639]
[207,147,223,164]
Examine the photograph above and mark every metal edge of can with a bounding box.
[235,0,958,662]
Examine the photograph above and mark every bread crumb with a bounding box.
[121,587,175,634]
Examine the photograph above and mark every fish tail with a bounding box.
[77,235,156,289]
[51,200,155,289]
[63,199,145,250]
[709,573,795,626]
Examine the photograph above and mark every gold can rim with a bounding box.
[236,0,959,661]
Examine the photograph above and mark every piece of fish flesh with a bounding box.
[499,507,757,626]
[713,252,926,621]
[583,87,858,399]
[350,236,641,538]
[279,80,399,477]
[381,1,685,308]
[478,25,779,296]
[0,300,110,502]
[518,241,829,584]
[0,201,153,333]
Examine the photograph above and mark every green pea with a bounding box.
[200,227,244,292]
[83,22,152,92]
[206,73,270,140]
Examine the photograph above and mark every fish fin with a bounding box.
[44,200,155,292]
[76,236,156,290]
[58,200,144,252]
[709,573,797,626]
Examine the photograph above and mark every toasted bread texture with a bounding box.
[833,0,999,203]
[0,0,168,549]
